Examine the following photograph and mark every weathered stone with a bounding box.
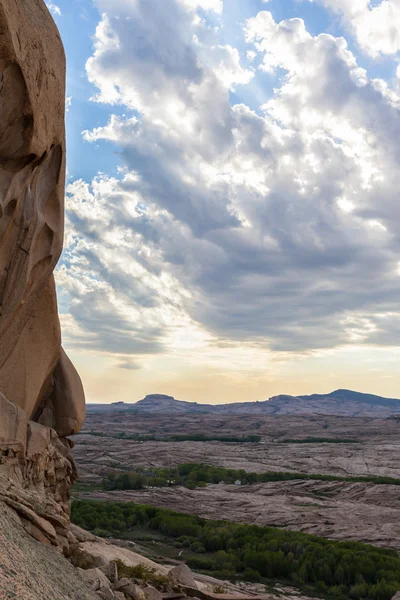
[115,578,132,590]
[0,393,27,450]
[97,587,116,600]
[144,586,163,600]
[1,496,58,544]
[78,567,112,591]
[0,501,100,600]
[51,348,86,437]
[102,560,119,584]
[0,0,87,550]
[20,517,53,546]
[79,541,169,575]
[0,0,85,435]
[168,565,198,589]
[56,533,70,553]
[70,522,98,543]
[126,583,146,600]
[26,421,51,458]
[114,593,126,600]
[115,579,145,600]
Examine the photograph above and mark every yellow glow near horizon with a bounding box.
[68,343,400,405]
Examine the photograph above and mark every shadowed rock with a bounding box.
[0,0,85,433]
[0,0,85,548]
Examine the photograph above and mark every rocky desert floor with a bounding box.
[73,411,400,550]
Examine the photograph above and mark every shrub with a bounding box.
[115,561,171,591]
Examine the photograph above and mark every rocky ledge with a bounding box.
[0,502,314,600]
[0,393,77,549]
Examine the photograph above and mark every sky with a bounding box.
[46,0,400,404]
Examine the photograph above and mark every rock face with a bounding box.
[169,564,199,589]
[0,0,85,547]
[0,501,100,600]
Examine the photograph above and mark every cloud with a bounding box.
[59,2,400,359]
[308,0,400,57]
[182,0,223,12]
[46,2,61,17]
[116,360,143,370]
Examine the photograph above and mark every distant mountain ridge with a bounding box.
[88,389,400,418]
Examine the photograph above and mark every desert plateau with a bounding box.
[72,394,400,551]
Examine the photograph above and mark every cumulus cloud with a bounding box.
[308,0,400,57]
[59,1,400,360]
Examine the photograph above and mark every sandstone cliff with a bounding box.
[0,0,85,549]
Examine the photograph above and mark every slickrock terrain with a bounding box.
[73,410,400,551]
[75,412,400,479]
[84,479,400,550]
[2,498,312,600]
[0,501,100,600]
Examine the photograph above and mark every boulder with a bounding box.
[97,588,116,600]
[51,348,86,437]
[70,523,98,543]
[168,565,198,589]
[78,567,112,591]
[144,586,163,600]
[101,560,119,584]
[115,579,145,600]
[115,578,132,590]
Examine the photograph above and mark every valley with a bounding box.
[73,406,400,551]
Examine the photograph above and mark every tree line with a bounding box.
[279,437,361,444]
[72,499,400,600]
[102,462,400,491]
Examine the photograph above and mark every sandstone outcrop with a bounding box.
[169,564,199,589]
[0,0,85,549]
[0,501,100,599]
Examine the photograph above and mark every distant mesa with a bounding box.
[88,388,400,419]
[134,394,201,413]
[142,394,176,402]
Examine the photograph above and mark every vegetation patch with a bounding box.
[72,499,400,600]
[279,437,361,444]
[114,560,173,591]
[101,462,400,491]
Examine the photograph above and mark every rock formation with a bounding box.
[0,0,85,549]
